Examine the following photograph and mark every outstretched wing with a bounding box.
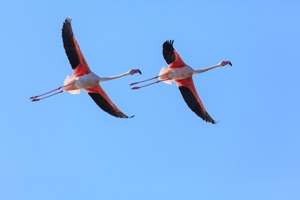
[62,18,91,77]
[175,78,215,124]
[162,40,186,69]
[85,85,132,118]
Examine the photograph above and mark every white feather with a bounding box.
[159,66,172,84]
[64,75,80,94]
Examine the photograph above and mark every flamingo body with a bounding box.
[63,72,100,92]
[161,65,194,81]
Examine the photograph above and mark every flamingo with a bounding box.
[130,40,232,124]
[30,18,141,118]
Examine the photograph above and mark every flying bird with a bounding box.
[130,40,232,124]
[30,17,141,118]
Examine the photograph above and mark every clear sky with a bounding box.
[1,0,299,200]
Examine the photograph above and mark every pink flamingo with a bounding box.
[30,18,141,118]
[131,40,232,124]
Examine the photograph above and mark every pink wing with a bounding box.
[162,40,186,69]
[86,85,132,118]
[175,78,215,124]
[62,18,91,77]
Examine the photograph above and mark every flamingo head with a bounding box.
[218,61,232,66]
[129,69,142,75]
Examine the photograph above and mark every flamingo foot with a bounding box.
[131,87,140,90]
[31,98,40,102]
[130,82,138,86]
[30,96,38,100]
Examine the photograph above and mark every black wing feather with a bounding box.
[62,18,80,70]
[179,86,216,124]
[88,93,132,118]
[162,40,175,64]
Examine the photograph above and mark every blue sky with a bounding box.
[1,0,299,199]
